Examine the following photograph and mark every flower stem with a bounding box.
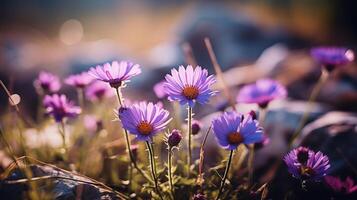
[115,87,123,106]
[115,87,154,184]
[289,68,329,148]
[248,107,266,185]
[168,147,174,196]
[187,106,193,177]
[77,88,85,109]
[146,141,164,200]
[247,145,254,185]
[59,120,66,150]
[216,150,233,200]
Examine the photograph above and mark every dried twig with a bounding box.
[204,38,236,111]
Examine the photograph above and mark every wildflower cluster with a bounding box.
[11,46,353,199]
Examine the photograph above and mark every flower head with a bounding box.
[164,65,217,107]
[65,72,94,88]
[325,176,357,194]
[34,71,61,94]
[212,112,263,150]
[153,80,167,99]
[311,47,354,70]
[237,79,287,108]
[284,147,330,181]
[85,81,113,102]
[167,129,182,148]
[119,102,172,141]
[88,61,141,88]
[43,94,81,122]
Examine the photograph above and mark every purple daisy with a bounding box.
[284,147,330,181]
[325,176,357,194]
[212,111,263,150]
[85,81,113,102]
[164,65,217,107]
[311,47,354,70]
[65,72,94,88]
[34,71,61,94]
[119,102,172,141]
[43,94,81,122]
[88,61,141,88]
[237,79,287,108]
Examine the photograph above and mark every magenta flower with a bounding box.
[88,61,141,88]
[164,65,217,107]
[153,80,167,99]
[284,147,330,181]
[325,176,357,194]
[119,102,172,141]
[43,94,81,122]
[212,112,263,150]
[65,72,94,88]
[237,79,287,108]
[311,47,354,70]
[85,81,113,102]
[84,115,102,133]
[34,71,61,94]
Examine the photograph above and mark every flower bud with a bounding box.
[168,129,182,147]
[191,120,201,135]
[248,110,257,120]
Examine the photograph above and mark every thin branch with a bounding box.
[204,38,236,111]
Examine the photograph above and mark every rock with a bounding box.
[0,162,123,200]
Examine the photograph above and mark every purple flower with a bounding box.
[212,112,263,150]
[191,120,202,135]
[237,79,287,108]
[88,61,141,88]
[193,193,206,200]
[164,65,217,107]
[284,147,330,181]
[119,102,172,141]
[84,115,102,133]
[85,81,113,102]
[65,72,94,88]
[311,47,354,69]
[167,129,182,147]
[34,71,61,94]
[43,94,81,122]
[325,176,357,194]
[153,80,167,99]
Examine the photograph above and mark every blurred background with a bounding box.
[1,0,357,117]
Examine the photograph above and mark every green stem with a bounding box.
[289,68,329,148]
[248,107,266,185]
[77,88,85,109]
[247,145,254,185]
[168,147,174,195]
[59,120,66,150]
[146,141,164,200]
[216,150,233,200]
[115,87,154,184]
[187,106,193,177]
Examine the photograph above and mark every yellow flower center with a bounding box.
[182,85,199,100]
[137,121,153,135]
[300,166,315,177]
[227,132,244,145]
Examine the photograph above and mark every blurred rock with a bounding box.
[268,111,357,199]
[0,163,122,200]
